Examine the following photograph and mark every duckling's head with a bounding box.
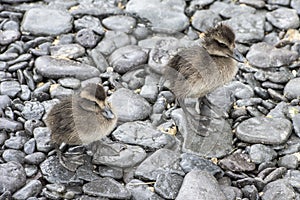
[78,84,115,119]
[202,24,244,62]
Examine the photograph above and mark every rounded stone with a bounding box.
[266,8,300,30]
[284,78,300,100]
[102,15,136,33]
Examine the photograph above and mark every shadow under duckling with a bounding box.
[45,83,117,171]
[162,24,245,136]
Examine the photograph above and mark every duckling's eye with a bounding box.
[218,42,228,48]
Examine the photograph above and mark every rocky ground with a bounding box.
[0,0,300,199]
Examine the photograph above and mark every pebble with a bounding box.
[98,165,123,180]
[191,10,221,32]
[248,144,277,164]
[112,121,175,150]
[219,153,256,172]
[74,15,105,35]
[261,179,296,200]
[23,138,36,154]
[292,114,300,137]
[292,0,300,14]
[0,117,23,132]
[176,170,227,200]
[33,127,53,152]
[3,149,25,163]
[0,30,20,45]
[21,101,45,120]
[4,135,28,149]
[35,56,100,80]
[108,88,151,122]
[126,179,163,200]
[57,77,81,89]
[284,77,300,100]
[24,152,46,165]
[50,44,85,59]
[0,80,21,98]
[236,116,292,145]
[278,154,299,169]
[83,178,131,199]
[266,8,300,30]
[220,4,256,18]
[239,0,265,8]
[102,15,136,33]
[75,28,99,49]
[70,1,122,16]
[154,173,183,199]
[12,180,42,200]
[0,161,26,193]
[21,8,73,36]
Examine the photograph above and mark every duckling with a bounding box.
[163,24,244,135]
[45,83,117,171]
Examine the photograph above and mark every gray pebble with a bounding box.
[58,77,81,89]
[0,94,11,109]
[23,138,36,154]
[191,10,221,32]
[239,0,265,8]
[154,173,183,199]
[75,28,99,48]
[278,154,299,169]
[3,149,25,164]
[33,127,53,152]
[74,15,105,35]
[241,185,259,200]
[24,119,43,135]
[126,179,163,200]
[21,101,45,120]
[102,15,136,33]
[291,0,300,14]
[19,85,31,101]
[219,153,256,172]
[248,144,277,164]
[4,136,28,150]
[0,118,23,132]
[98,165,123,179]
[25,152,46,165]
[50,44,85,59]
[284,78,300,100]
[261,179,295,200]
[12,180,42,200]
[220,4,256,18]
[264,167,287,183]
[0,30,20,45]
[0,80,21,98]
[266,8,300,30]
[88,49,109,72]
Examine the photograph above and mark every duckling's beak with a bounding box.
[232,49,246,63]
[102,106,115,119]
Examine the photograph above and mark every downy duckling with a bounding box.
[46,83,117,171]
[163,24,244,135]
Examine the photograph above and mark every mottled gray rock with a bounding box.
[109,45,148,74]
[0,95,11,109]
[249,144,277,164]
[191,10,221,32]
[278,155,299,169]
[239,0,265,8]
[21,8,73,36]
[186,0,214,14]
[219,153,256,172]
[266,8,300,30]
[3,149,25,164]
[0,118,23,132]
[98,165,123,179]
[83,178,131,199]
[261,179,296,200]
[58,77,81,89]
[154,173,183,199]
[126,179,163,200]
[247,42,298,68]
[75,28,99,48]
[176,170,227,200]
[284,78,300,100]
[74,15,104,35]
[0,80,21,98]
[24,152,46,165]
[102,15,136,33]
[35,56,100,80]
[0,30,20,45]
[12,180,42,200]
[21,101,45,120]
[220,4,256,18]
[135,149,184,180]
[236,116,292,145]
[33,127,53,152]
[109,88,151,122]
[50,44,85,59]
[92,141,147,168]
[4,136,28,150]
[126,0,189,33]
[291,0,300,14]
[88,49,109,72]
[112,121,175,149]
[0,162,26,193]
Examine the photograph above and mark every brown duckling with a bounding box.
[163,24,244,135]
[46,83,117,171]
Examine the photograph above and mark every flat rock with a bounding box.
[35,56,100,80]
[0,162,26,193]
[176,170,227,200]
[154,173,183,199]
[126,179,163,200]
[219,153,256,172]
[135,148,184,180]
[236,116,292,145]
[21,8,73,36]
[112,121,175,150]
[0,30,20,45]
[239,0,265,8]
[12,180,42,200]
[108,88,151,122]
[266,8,300,30]
[83,178,131,199]
[284,78,300,100]
[126,0,189,33]
[292,0,300,14]
[246,42,298,68]
[192,10,221,32]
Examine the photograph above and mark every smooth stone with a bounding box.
[0,80,21,98]
[261,179,296,200]
[92,141,147,168]
[33,127,53,152]
[278,155,299,169]
[0,118,23,132]
[219,153,256,172]
[88,49,109,72]
[126,179,163,200]
[154,173,183,199]
[50,85,74,99]
[135,149,184,180]
[246,42,298,68]
[241,185,259,200]
[74,15,105,35]
[75,28,99,48]
[191,10,221,32]
[112,121,175,149]
[12,180,42,200]
[0,162,26,193]
[23,138,36,154]
[109,45,148,74]
[109,88,151,122]
[19,85,31,101]
[4,136,28,150]
[3,149,25,164]
[0,95,11,109]
[220,4,256,18]
[35,56,100,80]
[21,8,73,36]
[291,0,300,14]
[50,44,85,59]
[24,152,46,165]
[180,153,224,177]
[284,78,300,100]
[284,170,300,190]
[21,101,45,120]
[266,8,300,30]
[0,30,20,45]
[58,77,81,89]
[83,178,131,199]
[102,15,136,33]
[126,0,189,33]
[98,165,123,179]
[176,170,227,200]
[236,116,292,145]
[121,69,145,90]
[249,144,277,164]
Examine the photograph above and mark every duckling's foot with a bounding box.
[57,151,84,172]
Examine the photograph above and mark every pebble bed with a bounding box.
[0,0,300,199]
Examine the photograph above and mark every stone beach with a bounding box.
[0,0,300,199]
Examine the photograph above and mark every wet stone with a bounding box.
[126,179,163,200]
[219,153,256,172]
[109,88,151,122]
[83,178,131,199]
[76,164,101,182]
[247,42,298,68]
[21,101,45,120]
[0,80,21,98]
[284,78,300,100]
[266,8,300,30]
[0,30,20,45]
[0,162,26,194]
[74,15,105,35]
[109,45,148,74]
[176,170,227,200]
[261,179,296,200]
[33,127,53,152]
[35,56,100,80]
[236,116,292,145]
[3,149,25,164]
[102,15,136,33]
[135,148,184,180]
[112,121,175,150]
[21,8,73,36]
[0,118,23,132]
[154,173,183,199]
[278,155,299,169]
[248,144,277,164]
[191,10,221,32]
[126,0,189,33]
[75,28,99,49]
[50,44,85,59]
[12,180,42,200]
